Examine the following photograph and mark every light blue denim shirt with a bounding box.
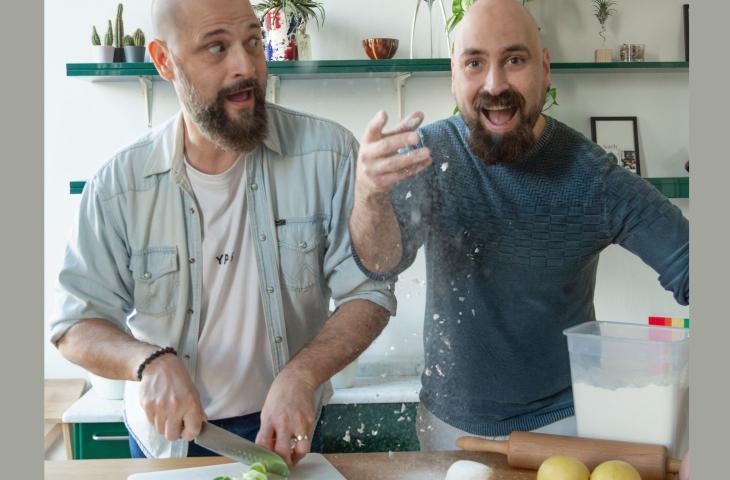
[50,104,396,458]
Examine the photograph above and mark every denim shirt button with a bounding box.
[143,272,151,279]
[259,234,267,242]
[274,336,283,343]
[189,257,196,264]
[266,287,274,294]
[250,183,258,191]
[298,241,308,249]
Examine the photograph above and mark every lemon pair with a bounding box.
[537,455,642,480]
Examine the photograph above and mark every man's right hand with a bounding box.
[138,353,207,442]
[355,110,432,200]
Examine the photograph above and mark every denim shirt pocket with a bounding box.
[129,247,180,315]
[276,216,327,292]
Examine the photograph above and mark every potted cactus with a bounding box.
[123,28,146,62]
[112,3,126,62]
[92,23,115,63]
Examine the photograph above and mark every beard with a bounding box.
[173,61,268,153]
[461,88,543,166]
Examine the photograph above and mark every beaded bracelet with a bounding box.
[137,346,177,381]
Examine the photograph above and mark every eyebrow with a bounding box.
[459,44,532,58]
[504,44,531,56]
[201,22,261,41]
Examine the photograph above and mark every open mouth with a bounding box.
[225,88,254,106]
[480,104,518,131]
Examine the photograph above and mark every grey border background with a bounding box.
[0,0,726,478]
[691,1,728,477]
[0,0,43,477]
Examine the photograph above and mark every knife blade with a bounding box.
[194,422,290,477]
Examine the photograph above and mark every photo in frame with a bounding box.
[590,116,641,176]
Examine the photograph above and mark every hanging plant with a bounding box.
[592,0,617,45]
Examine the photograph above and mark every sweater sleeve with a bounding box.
[352,139,435,281]
[605,165,689,305]
[391,145,435,267]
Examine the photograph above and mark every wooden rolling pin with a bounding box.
[457,432,681,480]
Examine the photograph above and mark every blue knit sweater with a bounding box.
[356,114,689,436]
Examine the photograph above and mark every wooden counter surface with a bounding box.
[45,451,537,479]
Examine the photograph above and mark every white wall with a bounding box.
[45,0,690,379]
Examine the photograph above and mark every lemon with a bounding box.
[590,460,642,480]
[537,455,590,480]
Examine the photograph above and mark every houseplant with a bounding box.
[123,28,146,63]
[445,0,557,111]
[92,24,115,63]
[592,0,617,62]
[446,0,534,33]
[113,3,126,62]
[253,0,325,61]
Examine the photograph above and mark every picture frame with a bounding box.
[590,116,641,176]
[684,4,689,62]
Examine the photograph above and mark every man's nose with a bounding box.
[483,66,509,97]
[229,44,257,78]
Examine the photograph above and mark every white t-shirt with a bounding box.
[185,155,275,420]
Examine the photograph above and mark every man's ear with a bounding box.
[149,39,175,81]
[542,47,552,91]
[451,56,456,97]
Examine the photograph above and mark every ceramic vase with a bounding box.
[262,9,301,61]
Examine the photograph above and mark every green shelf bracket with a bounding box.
[266,74,281,104]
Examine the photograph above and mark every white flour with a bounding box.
[573,382,689,456]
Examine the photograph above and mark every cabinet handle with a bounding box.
[91,434,130,442]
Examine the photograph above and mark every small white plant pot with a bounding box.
[331,359,359,389]
[89,372,125,400]
[93,45,115,63]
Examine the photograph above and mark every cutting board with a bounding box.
[128,453,345,480]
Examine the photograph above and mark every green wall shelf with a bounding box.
[66,60,688,79]
[70,177,689,198]
[646,176,690,198]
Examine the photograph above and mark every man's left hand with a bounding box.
[256,369,318,468]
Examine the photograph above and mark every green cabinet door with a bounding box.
[72,422,131,459]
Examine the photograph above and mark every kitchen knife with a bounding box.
[194,422,290,477]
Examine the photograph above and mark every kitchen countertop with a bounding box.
[63,376,421,423]
[45,451,536,480]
